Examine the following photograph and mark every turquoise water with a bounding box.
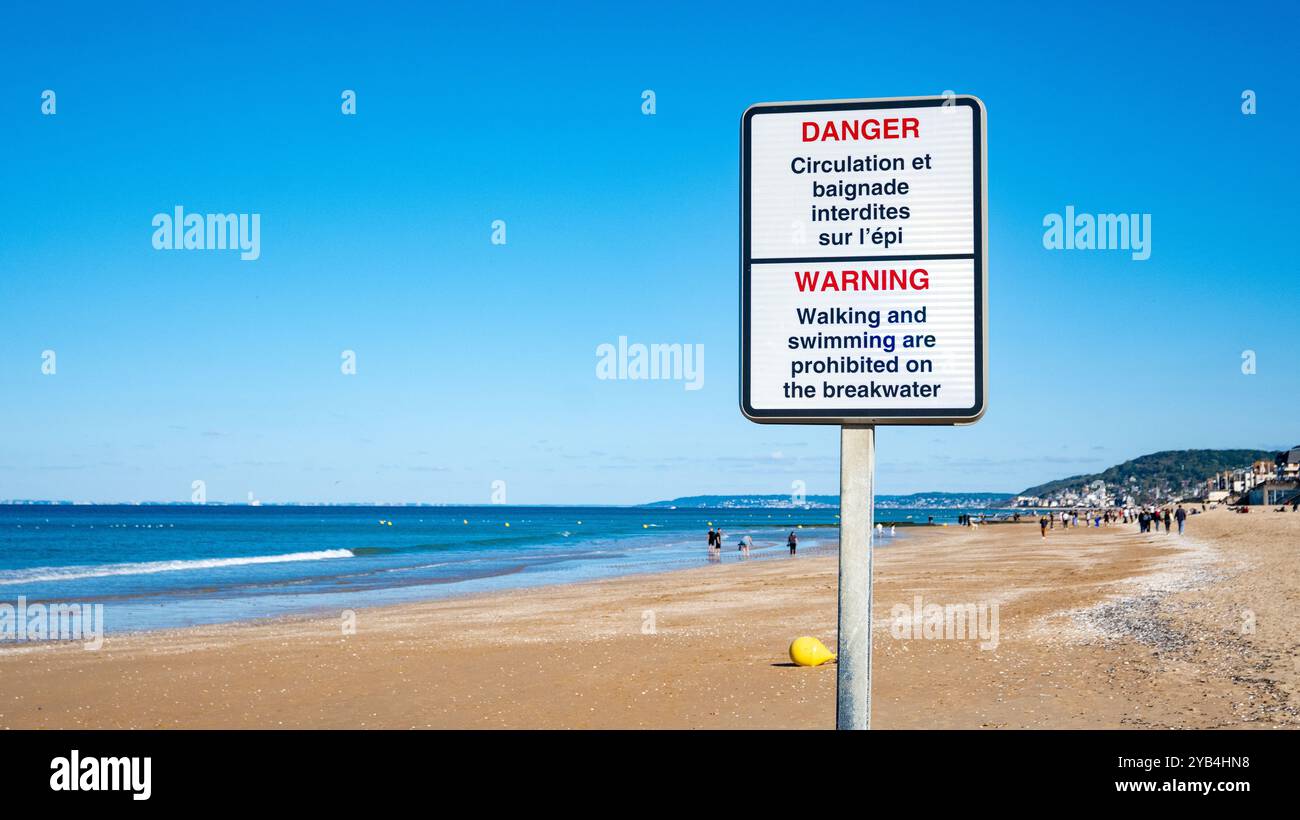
[0,504,972,633]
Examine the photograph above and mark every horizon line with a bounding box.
[0,491,1019,508]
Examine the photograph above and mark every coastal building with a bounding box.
[1276,446,1300,480]
[1253,460,1278,485]
[1205,468,1247,495]
[1245,480,1300,507]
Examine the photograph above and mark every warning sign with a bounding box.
[740,96,987,424]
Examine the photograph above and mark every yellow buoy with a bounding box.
[463,519,468,524]
[789,636,836,667]
[505,522,510,528]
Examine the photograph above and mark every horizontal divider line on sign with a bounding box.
[749,253,977,264]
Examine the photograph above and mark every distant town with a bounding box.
[1010,447,1300,509]
[650,447,1300,511]
[643,492,1011,510]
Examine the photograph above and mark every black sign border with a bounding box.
[740,96,987,425]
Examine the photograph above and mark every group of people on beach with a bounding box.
[1132,505,1188,534]
[1037,504,1192,538]
[706,528,799,560]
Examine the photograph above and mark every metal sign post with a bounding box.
[836,424,875,729]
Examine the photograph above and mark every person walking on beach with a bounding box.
[1175,505,1187,535]
[787,530,798,555]
[1163,509,1172,534]
[1039,515,1049,539]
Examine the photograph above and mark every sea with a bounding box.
[0,504,990,633]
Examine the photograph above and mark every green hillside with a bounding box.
[1020,449,1275,501]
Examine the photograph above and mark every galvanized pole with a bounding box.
[836,423,875,729]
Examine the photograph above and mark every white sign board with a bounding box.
[741,96,987,424]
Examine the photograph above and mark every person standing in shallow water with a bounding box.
[787,530,798,555]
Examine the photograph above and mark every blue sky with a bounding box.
[1,1,1296,504]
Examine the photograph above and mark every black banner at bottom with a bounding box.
[8,729,1286,807]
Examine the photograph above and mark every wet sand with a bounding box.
[2,507,1297,729]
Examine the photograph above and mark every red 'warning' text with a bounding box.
[794,269,930,292]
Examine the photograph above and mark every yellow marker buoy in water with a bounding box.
[789,636,836,667]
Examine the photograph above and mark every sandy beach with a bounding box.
[2,507,1297,729]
